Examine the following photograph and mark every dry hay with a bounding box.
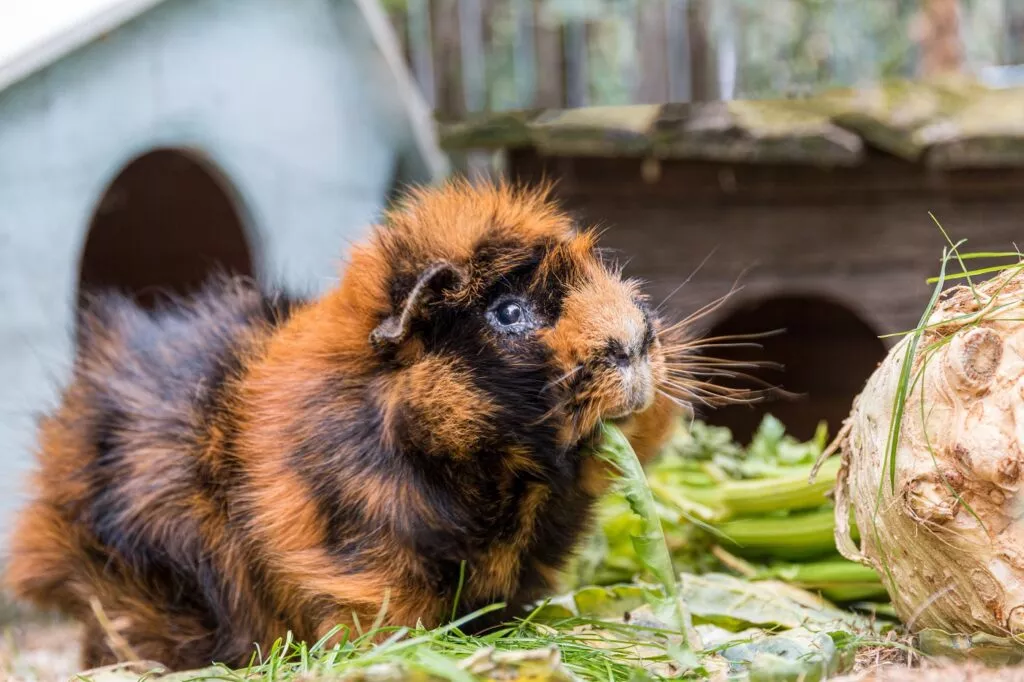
[0,619,82,682]
[837,659,1024,682]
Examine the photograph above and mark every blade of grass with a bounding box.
[949,251,1024,260]
[883,243,956,495]
[451,560,467,621]
[926,263,1024,283]
[869,243,957,608]
[930,212,979,304]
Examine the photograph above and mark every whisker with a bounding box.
[655,246,719,313]
[660,386,715,409]
[661,385,762,407]
[663,341,766,353]
[657,391,704,412]
[659,332,785,356]
[665,362,777,378]
[678,377,765,394]
[666,367,775,385]
[661,375,776,402]
[658,287,743,336]
[540,365,583,394]
[658,267,757,329]
[667,360,784,373]
[664,355,778,367]
[664,375,796,403]
[661,378,754,400]
[674,329,786,345]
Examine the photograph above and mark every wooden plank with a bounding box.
[564,20,589,107]
[714,0,737,100]
[353,0,449,181]
[534,3,565,108]
[405,0,435,109]
[917,0,965,77]
[622,9,641,105]
[596,5,638,106]
[636,0,669,104]
[666,0,691,102]
[1006,0,1024,64]
[829,0,860,86]
[431,0,465,118]
[687,0,715,101]
[386,4,408,64]
[458,0,487,113]
[511,0,537,108]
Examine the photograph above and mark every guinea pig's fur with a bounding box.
[5,181,688,671]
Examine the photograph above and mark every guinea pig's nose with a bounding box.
[606,343,632,368]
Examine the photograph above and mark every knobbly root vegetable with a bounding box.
[833,265,1024,635]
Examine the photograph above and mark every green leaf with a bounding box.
[680,574,866,632]
[721,628,841,682]
[594,423,694,649]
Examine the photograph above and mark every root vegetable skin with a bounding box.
[836,269,1024,636]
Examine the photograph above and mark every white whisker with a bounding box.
[655,246,719,313]
[540,365,584,394]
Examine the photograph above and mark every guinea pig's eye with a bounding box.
[497,302,523,326]
[487,297,535,333]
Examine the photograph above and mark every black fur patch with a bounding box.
[78,277,303,664]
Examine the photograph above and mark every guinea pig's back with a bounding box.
[5,277,303,667]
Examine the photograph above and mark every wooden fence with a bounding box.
[385,0,734,119]
[383,0,1015,121]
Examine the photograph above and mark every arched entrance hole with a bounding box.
[78,149,255,333]
[700,295,888,444]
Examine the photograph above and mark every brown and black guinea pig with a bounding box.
[5,180,721,672]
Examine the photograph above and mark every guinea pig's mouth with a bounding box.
[603,392,654,421]
[594,363,657,421]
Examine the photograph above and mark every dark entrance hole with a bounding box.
[78,149,255,333]
[700,295,888,444]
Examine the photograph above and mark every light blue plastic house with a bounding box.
[0,0,447,543]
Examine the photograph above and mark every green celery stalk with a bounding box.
[673,458,843,520]
[760,559,880,583]
[755,559,887,603]
[715,508,848,561]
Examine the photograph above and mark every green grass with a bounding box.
[201,607,670,682]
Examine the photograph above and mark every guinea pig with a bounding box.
[4,181,743,672]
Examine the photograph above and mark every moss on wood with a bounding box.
[437,78,1024,170]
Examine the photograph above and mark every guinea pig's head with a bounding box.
[341,181,706,459]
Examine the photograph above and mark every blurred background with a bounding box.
[385,0,1021,114]
[1,0,1024,541]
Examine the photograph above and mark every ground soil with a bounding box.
[0,619,82,682]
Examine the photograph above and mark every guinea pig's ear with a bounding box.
[370,261,466,350]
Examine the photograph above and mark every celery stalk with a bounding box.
[755,560,887,603]
[716,508,851,561]
[676,458,842,521]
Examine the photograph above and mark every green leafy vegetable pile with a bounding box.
[571,415,888,606]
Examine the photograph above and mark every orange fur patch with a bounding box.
[396,354,496,458]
